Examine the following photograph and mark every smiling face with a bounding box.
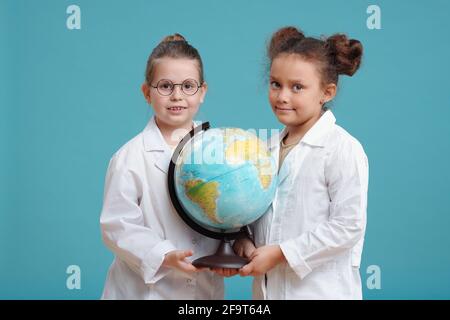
[142,57,207,130]
[269,53,335,133]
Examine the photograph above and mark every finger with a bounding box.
[245,242,256,255]
[180,262,197,273]
[245,250,255,260]
[212,268,223,275]
[249,250,258,260]
[233,243,243,256]
[179,252,196,265]
[239,263,253,276]
[212,268,225,276]
[221,269,230,277]
[181,250,194,258]
[229,269,239,277]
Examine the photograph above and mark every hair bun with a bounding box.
[161,33,186,43]
[325,34,363,76]
[268,26,305,60]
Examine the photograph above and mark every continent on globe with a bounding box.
[224,132,273,189]
[185,179,222,224]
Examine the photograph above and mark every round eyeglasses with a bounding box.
[150,79,202,96]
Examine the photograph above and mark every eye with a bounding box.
[292,84,303,93]
[182,79,199,94]
[158,80,173,91]
[183,82,194,90]
[270,81,280,89]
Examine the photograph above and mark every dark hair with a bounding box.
[145,33,204,84]
[268,26,363,88]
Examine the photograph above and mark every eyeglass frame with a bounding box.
[149,78,203,96]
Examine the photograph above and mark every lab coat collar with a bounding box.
[143,116,167,152]
[267,111,335,186]
[269,110,336,150]
[267,128,288,185]
[142,116,200,174]
[301,110,336,147]
[268,127,288,151]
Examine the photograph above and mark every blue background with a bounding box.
[1,0,449,299]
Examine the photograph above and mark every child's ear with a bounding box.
[199,81,208,103]
[322,83,337,104]
[141,83,152,104]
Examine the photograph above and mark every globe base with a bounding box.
[192,239,249,269]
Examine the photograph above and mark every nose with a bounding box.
[170,84,183,100]
[276,88,290,104]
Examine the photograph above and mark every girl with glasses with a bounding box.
[100,34,224,299]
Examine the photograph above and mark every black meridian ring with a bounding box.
[167,122,246,240]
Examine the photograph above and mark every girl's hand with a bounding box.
[239,245,286,277]
[210,268,239,277]
[210,237,256,277]
[162,250,206,273]
[233,237,256,258]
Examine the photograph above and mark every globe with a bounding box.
[168,122,277,268]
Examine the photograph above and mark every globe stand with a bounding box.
[168,122,254,269]
[192,238,249,269]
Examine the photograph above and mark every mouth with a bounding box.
[275,106,295,111]
[167,106,188,111]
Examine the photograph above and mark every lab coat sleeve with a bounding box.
[100,154,177,284]
[279,140,369,279]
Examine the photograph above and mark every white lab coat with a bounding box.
[100,116,224,300]
[252,110,369,300]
